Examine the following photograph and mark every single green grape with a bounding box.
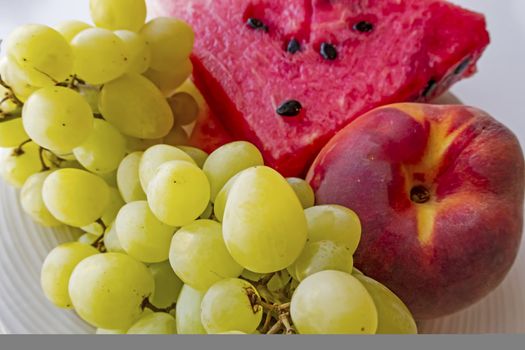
[140,18,194,71]
[42,168,110,227]
[22,86,94,153]
[148,261,183,309]
[0,142,42,188]
[127,312,177,334]
[71,28,129,84]
[286,177,315,209]
[144,59,193,97]
[163,125,189,147]
[54,20,91,42]
[41,242,99,308]
[68,253,155,329]
[78,233,98,245]
[117,152,147,203]
[114,30,151,74]
[199,202,213,220]
[103,222,125,253]
[305,205,362,254]
[0,57,39,102]
[4,24,73,86]
[73,119,127,174]
[177,146,208,169]
[169,220,243,291]
[96,328,126,334]
[213,172,243,222]
[175,79,205,108]
[138,144,195,192]
[20,171,62,227]
[290,270,378,334]
[147,160,210,227]
[354,274,417,334]
[99,73,174,139]
[0,118,29,148]
[266,270,293,292]
[81,187,125,235]
[78,84,100,114]
[115,201,175,263]
[200,278,263,334]
[90,0,147,32]
[125,136,164,153]
[223,166,307,273]
[98,170,118,188]
[240,270,265,283]
[203,141,264,202]
[168,91,200,126]
[176,284,206,334]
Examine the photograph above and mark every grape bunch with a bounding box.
[0,0,418,335]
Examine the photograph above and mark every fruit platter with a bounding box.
[0,0,524,334]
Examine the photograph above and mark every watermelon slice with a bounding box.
[152,0,489,176]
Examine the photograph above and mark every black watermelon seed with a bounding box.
[287,38,301,54]
[422,79,437,98]
[320,43,337,60]
[246,18,268,32]
[276,100,302,117]
[454,57,471,75]
[353,21,374,33]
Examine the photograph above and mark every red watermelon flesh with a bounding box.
[152,0,489,177]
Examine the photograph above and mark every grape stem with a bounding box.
[267,320,283,334]
[0,74,23,107]
[37,147,51,171]
[12,139,32,156]
[279,312,296,335]
[141,297,177,314]
[90,219,107,252]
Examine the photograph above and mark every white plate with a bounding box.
[0,0,524,334]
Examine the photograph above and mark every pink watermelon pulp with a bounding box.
[153,0,489,177]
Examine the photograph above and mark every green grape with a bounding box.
[0,57,39,102]
[200,278,263,334]
[78,233,98,245]
[175,79,205,108]
[54,20,91,42]
[223,166,307,273]
[168,91,199,126]
[90,0,146,32]
[22,86,94,153]
[1,96,19,116]
[71,28,129,85]
[286,177,315,209]
[73,119,126,174]
[20,171,62,227]
[117,152,146,203]
[103,222,125,253]
[99,73,174,139]
[169,220,243,291]
[240,270,265,282]
[115,201,175,263]
[144,59,192,97]
[68,253,155,329]
[125,136,163,152]
[213,172,243,222]
[149,261,183,309]
[286,265,299,281]
[127,312,177,334]
[98,169,118,188]
[177,146,208,169]
[138,144,195,193]
[216,331,246,334]
[141,18,194,71]
[203,141,264,202]
[114,30,151,74]
[81,187,125,235]
[352,267,364,276]
[267,270,293,292]
[304,205,361,255]
[290,270,378,334]
[176,285,206,334]
[78,84,100,114]
[40,242,99,308]
[163,125,189,146]
[4,24,73,86]
[147,160,210,227]
[96,328,126,334]
[0,118,29,148]
[292,240,354,281]
[199,202,213,220]
[0,142,42,188]
[354,274,417,334]
[42,168,110,227]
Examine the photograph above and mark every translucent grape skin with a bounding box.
[90,0,147,32]
[127,312,177,334]
[0,142,42,188]
[169,220,243,291]
[290,270,378,334]
[78,233,98,245]
[42,168,110,227]
[168,91,200,126]
[0,118,30,148]
[98,74,174,139]
[68,253,155,329]
[354,274,417,334]
[163,125,189,147]
[287,177,315,209]
[176,284,206,334]
[114,30,151,74]
[71,28,129,85]
[147,160,211,227]
[149,261,183,309]
[200,278,263,334]
[138,144,195,192]
[22,86,94,154]
[115,201,175,263]
[223,166,307,273]
[54,20,91,42]
[305,205,362,255]
[81,187,125,235]
[203,141,264,202]
[144,59,193,97]
[140,18,195,72]
[177,146,208,168]
[103,222,125,253]
[4,24,73,86]
[125,136,164,153]
[40,242,99,308]
[0,57,39,102]
[213,172,243,222]
[20,171,62,227]
[117,152,147,203]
